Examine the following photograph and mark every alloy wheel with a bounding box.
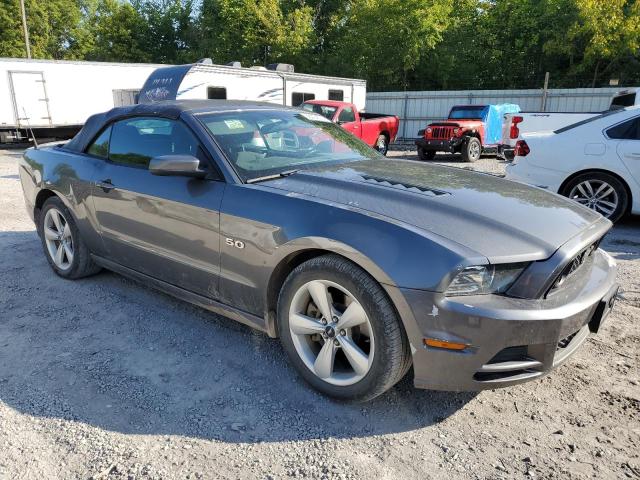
[469,140,481,159]
[43,208,74,270]
[568,179,619,218]
[376,137,388,155]
[288,280,375,386]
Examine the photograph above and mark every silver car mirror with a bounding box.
[149,155,207,178]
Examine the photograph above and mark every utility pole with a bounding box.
[19,0,31,59]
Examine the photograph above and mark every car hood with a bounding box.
[429,120,484,128]
[263,159,603,262]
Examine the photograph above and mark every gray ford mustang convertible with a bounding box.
[19,100,619,401]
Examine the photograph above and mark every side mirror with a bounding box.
[149,155,207,178]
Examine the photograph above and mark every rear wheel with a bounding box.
[461,137,481,162]
[38,197,101,279]
[418,147,436,161]
[277,255,411,402]
[375,134,389,156]
[561,172,629,223]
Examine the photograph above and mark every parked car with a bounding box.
[506,105,640,223]
[415,104,520,162]
[499,88,640,160]
[301,100,399,155]
[19,100,618,401]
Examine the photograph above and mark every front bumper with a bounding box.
[416,137,463,153]
[386,248,618,391]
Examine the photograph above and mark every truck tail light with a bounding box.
[514,140,530,157]
[510,116,524,139]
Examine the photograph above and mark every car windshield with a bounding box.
[198,109,381,182]
[301,103,338,120]
[449,106,486,120]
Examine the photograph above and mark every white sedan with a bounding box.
[505,106,640,222]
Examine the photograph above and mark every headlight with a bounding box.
[445,263,528,296]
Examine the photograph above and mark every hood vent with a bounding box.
[361,175,449,197]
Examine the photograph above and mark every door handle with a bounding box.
[626,152,640,158]
[97,179,115,192]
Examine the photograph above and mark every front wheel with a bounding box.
[561,172,629,223]
[461,137,482,162]
[375,134,389,156]
[277,255,411,402]
[418,147,436,161]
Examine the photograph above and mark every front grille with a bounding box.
[547,240,600,295]
[431,126,455,139]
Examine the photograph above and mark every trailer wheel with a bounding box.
[461,137,481,162]
[375,135,389,156]
[417,148,436,161]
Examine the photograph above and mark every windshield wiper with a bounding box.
[246,169,300,184]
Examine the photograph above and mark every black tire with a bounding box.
[561,172,629,223]
[418,147,436,161]
[277,254,412,402]
[38,196,101,279]
[375,134,389,156]
[461,136,481,162]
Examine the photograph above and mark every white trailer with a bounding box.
[0,58,161,142]
[138,60,367,111]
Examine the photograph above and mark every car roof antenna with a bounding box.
[22,107,38,149]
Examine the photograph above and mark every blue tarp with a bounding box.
[483,103,521,145]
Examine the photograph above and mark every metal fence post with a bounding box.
[402,93,409,140]
[541,72,550,112]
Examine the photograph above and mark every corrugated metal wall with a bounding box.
[366,87,631,140]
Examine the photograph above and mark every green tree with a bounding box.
[197,0,315,67]
[563,0,640,86]
[133,0,197,64]
[86,0,151,62]
[0,0,89,59]
[324,0,454,90]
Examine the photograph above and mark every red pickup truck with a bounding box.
[301,100,399,155]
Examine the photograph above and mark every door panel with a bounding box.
[91,162,225,298]
[87,116,225,298]
[9,71,51,127]
[617,141,640,183]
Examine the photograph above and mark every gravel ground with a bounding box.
[0,147,638,480]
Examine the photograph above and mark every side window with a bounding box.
[338,107,356,123]
[207,87,227,99]
[292,92,315,106]
[606,118,640,140]
[328,89,344,101]
[109,117,201,168]
[86,126,112,158]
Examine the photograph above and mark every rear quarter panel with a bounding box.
[360,116,398,145]
[19,146,105,255]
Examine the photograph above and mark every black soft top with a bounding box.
[64,99,287,153]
